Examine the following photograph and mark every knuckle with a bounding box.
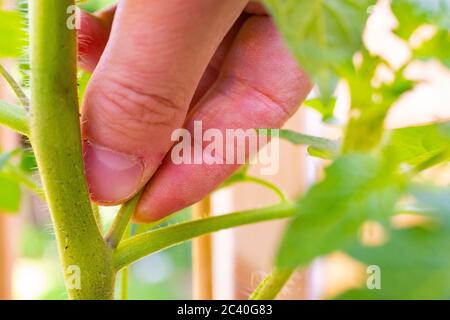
[91,75,186,141]
[221,74,293,118]
[77,33,95,58]
[77,12,99,53]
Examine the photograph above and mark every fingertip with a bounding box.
[131,209,155,224]
[133,193,179,224]
[84,142,145,205]
[133,201,169,224]
[133,174,198,223]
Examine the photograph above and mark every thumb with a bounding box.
[81,0,247,204]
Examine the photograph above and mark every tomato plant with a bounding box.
[0,0,449,300]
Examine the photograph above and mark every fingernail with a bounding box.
[84,142,143,204]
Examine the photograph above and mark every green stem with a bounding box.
[105,191,143,248]
[0,64,30,107]
[249,268,294,300]
[244,176,288,202]
[4,163,45,200]
[91,203,102,232]
[29,0,113,300]
[120,266,129,300]
[0,99,29,136]
[120,223,132,300]
[257,128,339,159]
[412,150,450,173]
[114,202,298,270]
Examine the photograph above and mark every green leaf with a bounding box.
[0,10,27,58]
[414,30,450,68]
[341,225,450,299]
[17,2,30,89]
[77,71,92,103]
[0,99,30,136]
[382,121,450,169]
[276,154,405,269]
[19,149,38,174]
[0,148,22,170]
[391,0,450,40]
[0,172,21,213]
[304,97,337,121]
[263,0,375,102]
[258,128,340,159]
[409,185,450,222]
[340,184,450,299]
[79,0,117,12]
[342,53,415,152]
[379,67,416,104]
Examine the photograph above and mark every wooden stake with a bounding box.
[192,196,213,300]
[0,215,14,300]
[0,127,18,300]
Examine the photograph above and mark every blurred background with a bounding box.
[0,0,449,300]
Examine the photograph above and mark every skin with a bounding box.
[78,0,313,223]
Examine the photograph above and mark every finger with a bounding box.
[77,3,265,99]
[77,2,265,76]
[190,14,247,107]
[244,1,268,15]
[77,7,244,101]
[82,0,248,205]
[135,16,312,222]
[77,7,116,72]
[192,2,268,105]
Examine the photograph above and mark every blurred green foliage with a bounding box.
[79,0,116,12]
[277,153,405,268]
[264,0,376,103]
[264,0,450,299]
[0,172,20,211]
[0,10,26,57]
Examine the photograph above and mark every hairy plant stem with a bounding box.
[29,0,114,299]
[249,268,294,300]
[114,202,298,270]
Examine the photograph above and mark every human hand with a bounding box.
[78,0,312,222]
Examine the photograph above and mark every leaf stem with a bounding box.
[113,202,298,270]
[4,163,45,200]
[217,166,288,202]
[257,128,339,159]
[249,268,294,300]
[120,223,132,300]
[105,191,143,248]
[244,176,289,202]
[120,266,130,300]
[0,99,29,136]
[0,64,30,107]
